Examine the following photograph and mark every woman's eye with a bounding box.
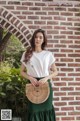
[40,36,43,39]
[35,36,42,39]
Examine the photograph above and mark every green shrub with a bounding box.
[0,61,28,120]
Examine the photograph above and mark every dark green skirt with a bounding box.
[25,78,56,121]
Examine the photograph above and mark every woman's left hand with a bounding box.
[38,77,49,86]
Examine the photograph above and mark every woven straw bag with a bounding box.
[25,82,50,104]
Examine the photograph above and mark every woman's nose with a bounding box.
[37,37,40,41]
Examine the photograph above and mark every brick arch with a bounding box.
[0,6,32,48]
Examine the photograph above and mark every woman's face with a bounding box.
[34,32,44,48]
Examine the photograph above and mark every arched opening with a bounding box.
[0,6,32,50]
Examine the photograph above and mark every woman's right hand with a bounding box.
[29,76,38,87]
[20,64,38,86]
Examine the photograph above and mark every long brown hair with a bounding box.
[24,29,47,63]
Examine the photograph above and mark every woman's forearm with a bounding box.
[46,71,58,80]
[20,71,31,80]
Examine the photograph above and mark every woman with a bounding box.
[20,29,58,121]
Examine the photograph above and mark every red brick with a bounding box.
[34,21,46,24]
[61,97,74,101]
[68,73,80,76]
[76,78,80,81]
[68,82,80,86]
[61,58,73,62]
[76,68,80,71]
[28,16,39,20]
[69,101,80,105]
[23,20,33,24]
[29,7,41,11]
[35,2,45,6]
[56,63,66,66]
[17,16,26,19]
[22,2,33,6]
[47,21,58,25]
[60,40,73,44]
[54,92,66,96]
[28,25,39,29]
[68,63,80,67]
[74,23,80,26]
[68,111,80,115]
[60,31,73,34]
[53,87,59,91]
[42,7,54,11]
[35,12,47,15]
[61,12,73,16]
[48,12,59,15]
[4,6,14,9]
[68,92,80,95]
[26,34,31,40]
[76,117,80,120]
[68,17,80,21]
[52,77,59,81]
[12,11,20,15]
[75,50,80,52]
[61,68,73,72]
[61,49,73,52]
[54,35,66,39]
[76,106,80,110]
[56,112,66,116]
[54,82,66,86]
[55,7,66,11]
[0,1,6,4]
[76,97,80,100]
[22,11,33,15]
[47,30,58,34]
[61,87,74,91]
[60,22,72,26]
[54,26,66,30]
[41,26,52,29]
[75,13,80,17]
[55,107,59,111]
[68,36,80,39]
[8,1,20,5]
[69,45,80,48]
[68,54,80,57]
[61,107,74,111]
[56,117,59,121]
[16,6,28,10]
[55,102,67,106]
[61,77,73,81]
[53,97,59,101]
[41,16,52,20]
[54,16,66,21]
[62,117,74,120]
[47,44,53,48]
[68,8,79,12]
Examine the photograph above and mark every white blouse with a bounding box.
[20,50,55,78]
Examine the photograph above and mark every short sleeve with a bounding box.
[49,52,56,66]
[20,52,26,67]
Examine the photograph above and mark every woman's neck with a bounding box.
[35,47,42,52]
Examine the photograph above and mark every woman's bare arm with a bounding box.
[39,63,58,84]
[20,64,30,80]
[47,63,58,80]
[20,64,38,86]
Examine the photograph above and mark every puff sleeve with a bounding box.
[20,52,26,67]
[49,52,56,66]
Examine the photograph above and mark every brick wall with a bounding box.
[0,0,80,120]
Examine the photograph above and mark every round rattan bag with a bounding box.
[25,82,50,104]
